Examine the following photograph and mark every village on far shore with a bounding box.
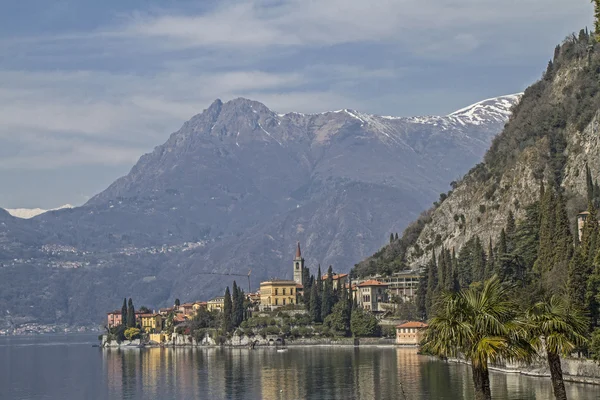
[104,243,427,347]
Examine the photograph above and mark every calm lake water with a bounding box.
[1,334,600,400]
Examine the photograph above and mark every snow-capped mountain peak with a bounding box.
[448,93,523,125]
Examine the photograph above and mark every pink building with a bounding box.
[107,311,122,328]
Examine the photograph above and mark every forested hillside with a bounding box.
[353,29,600,325]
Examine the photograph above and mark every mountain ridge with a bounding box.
[0,92,521,327]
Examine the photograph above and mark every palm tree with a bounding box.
[422,276,533,400]
[526,295,588,400]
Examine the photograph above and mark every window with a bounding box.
[275,289,278,295]
[290,288,294,295]
[275,299,278,305]
[283,288,286,295]
[283,299,286,305]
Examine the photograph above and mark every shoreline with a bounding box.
[447,357,600,386]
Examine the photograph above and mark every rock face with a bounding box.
[0,95,520,326]
[397,37,600,269]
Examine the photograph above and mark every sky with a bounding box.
[0,0,594,208]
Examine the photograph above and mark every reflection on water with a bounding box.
[2,335,600,400]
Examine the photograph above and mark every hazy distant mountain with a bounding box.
[0,94,521,326]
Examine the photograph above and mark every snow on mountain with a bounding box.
[5,204,73,219]
[448,93,523,125]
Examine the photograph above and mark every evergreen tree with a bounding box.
[535,186,557,278]
[587,164,595,203]
[223,287,233,332]
[175,298,180,307]
[581,203,599,267]
[236,287,245,326]
[550,192,573,292]
[304,275,314,312]
[310,282,322,323]
[594,1,600,42]
[472,236,486,283]
[513,202,541,273]
[415,266,428,319]
[121,298,128,327]
[321,267,335,319]
[232,281,239,326]
[390,233,394,244]
[450,249,460,292]
[127,298,135,328]
[395,233,399,241]
[486,238,494,280]
[586,251,600,328]
[425,252,438,317]
[567,250,587,310]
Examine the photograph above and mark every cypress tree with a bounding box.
[472,236,486,283]
[451,249,460,292]
[121,298,128,327]
[587,164,594,203]
[568,250,587,310]
[486,238,494,280]
[237,287,245,325]
[534,186,556,277]
[390,233,394,244]
[425,252,438,317]
[223,287,233,332]
[127,298,135,328]
[395,233,399,241]
[304,275,314,312]
[310,282,322,323]
[415,266,428,319]
[175,298,180,307]
[321,267,334,319]
[581,203,599,267]
[550,192,573,291]
[232,281,240,328]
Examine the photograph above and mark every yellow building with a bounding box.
[207,296,225,312]
[259,280,300,310]
[193,301,207,312]
[139,314,163,333]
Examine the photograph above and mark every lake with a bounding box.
[1,334,599,399]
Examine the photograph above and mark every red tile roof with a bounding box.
[107,310,121,315]
[396,321,428,329]
[358,280,388,287]
[322,273,349,280]
[296,242,302,258]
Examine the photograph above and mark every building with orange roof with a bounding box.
[357,280,389,312]
[321,273,350,289]
[179,302,195,316]
[396,321,428,345]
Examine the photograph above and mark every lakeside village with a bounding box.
[102,243,426,347]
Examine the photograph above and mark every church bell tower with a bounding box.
[293,242,304,285]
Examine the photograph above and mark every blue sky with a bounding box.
[0,0,593,208]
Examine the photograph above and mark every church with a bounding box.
[258,242,305,311]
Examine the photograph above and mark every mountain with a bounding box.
[4,205,73,219]
[0,94,520,327]
[353,31,600,280]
